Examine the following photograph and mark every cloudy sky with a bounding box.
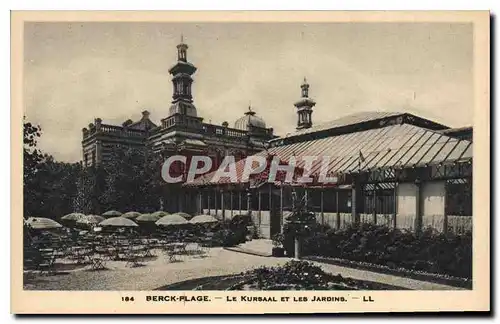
[24,22,473,162]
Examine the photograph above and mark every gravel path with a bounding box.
[24,246,464,291]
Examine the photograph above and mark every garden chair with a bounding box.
[124,247,142,267]
[89,256,107,271]
[164,245,179,263]
[38,254,56,275]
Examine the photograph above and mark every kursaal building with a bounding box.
[82,39,473,239]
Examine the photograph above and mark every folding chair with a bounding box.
[164,245,179,263]
[38,254,56,275]
[125,248,142,267]
[90,257,107,271]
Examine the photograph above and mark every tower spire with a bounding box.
[168,37,198,117]
[294,77,316,130]
[176,34,188,62]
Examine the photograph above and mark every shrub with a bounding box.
[284,223,472,279]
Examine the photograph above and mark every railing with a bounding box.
[160,114,251,139]
[84,115,274,141]
[83,123,147,139]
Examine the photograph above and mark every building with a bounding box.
[187,82,473,239]
[81,38,276,212]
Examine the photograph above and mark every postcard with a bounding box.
[11,10,490,314]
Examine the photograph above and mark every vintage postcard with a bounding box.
[11,11,490,314]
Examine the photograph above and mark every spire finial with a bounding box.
[181,33,184,44]
[245,101,256,116]
[303,77,307,84]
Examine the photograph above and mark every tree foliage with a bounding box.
[100,146,165,213]
[23,118,82,218]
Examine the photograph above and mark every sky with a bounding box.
[23,22,473,163]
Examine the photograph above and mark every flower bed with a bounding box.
[283,223,472,279]
[228,260,402,290]
[156,261,404,291]
[305,256,472,289]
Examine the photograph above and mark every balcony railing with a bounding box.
[160,114,273,139]
[83,123,147,140]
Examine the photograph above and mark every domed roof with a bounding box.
[234,107,266,130]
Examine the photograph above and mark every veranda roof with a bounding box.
[187,123,472,187]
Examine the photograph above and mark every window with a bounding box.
[445,179,472,216]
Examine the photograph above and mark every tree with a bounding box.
[23,117,82,218]
[23,118,46,217]
[101,146,163,212]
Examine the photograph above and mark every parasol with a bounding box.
[102,210,122,217]
[77,215,105,226]
[99,216,138,227]
[155,214,188,227]
[26,217,63,230]
[136,213,162,223]
[121,211,142,220]
[189,214,219,224]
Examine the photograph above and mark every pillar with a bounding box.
[221,189,226,221]
[280,186,283,229]
[352,181,361,226]
[372,184,378,225]
[198,191,202,214]
[414,180,423,234]
[320,189,324,225]
[214,189,218,216]
[230,191,234,218]
[239,191,242,214]
[207,191,211,215]
[392,184,397,229]
[443,184,448,235]
[336,190,340,229]
[258,189,262,227]
[247,190,252,216]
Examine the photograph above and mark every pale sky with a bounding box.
[24,22,473,163]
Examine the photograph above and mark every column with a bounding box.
[414,180,423,234]
[258,189,262,227]
[221,189,226,221]
[214,189,218,217]
[336,190,340,229]
[239,191,242,214]
[393,184,397,229]
[247,190,252,216]
[352,181,361,226]
[207,190,211,215]
[320,189,324,225]
[198,191,202,214]
[372,184,378,225]
[230,191,234,218]
[280,186,283,229]
[443,183,448,235]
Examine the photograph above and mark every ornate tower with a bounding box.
[294,77,316,130]
[168,36,198,117]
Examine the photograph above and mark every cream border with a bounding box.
[11,10,490,314]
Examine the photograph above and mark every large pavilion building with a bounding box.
[187,82,473,239]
